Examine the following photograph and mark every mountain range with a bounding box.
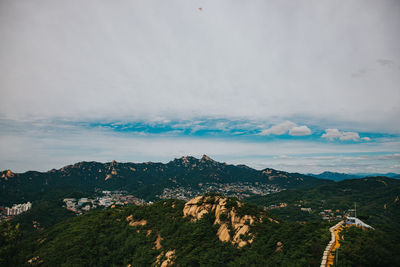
[308,171,400,181]
[1,157,400,266]
[0,155,332,205]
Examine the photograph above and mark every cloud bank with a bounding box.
[0,0,399,133]
[289,126,312,136]
[322,129,371,142]
[0,0,399,172]
[259,121,311,136]
[0,119,399,173]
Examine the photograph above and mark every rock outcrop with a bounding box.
[27,256,43,265]
[155,250,175,267]
[183,195,259,247]
[154,234,163,250]
[1,170,15,180]
[275,241,283,252]
[126,215,147,227]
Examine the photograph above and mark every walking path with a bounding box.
[320,221,344,267]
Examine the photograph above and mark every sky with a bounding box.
[0,0,399,174]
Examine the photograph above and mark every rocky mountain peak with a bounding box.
[1,170,15,180]
[183,195,264,248]
[200,154,214,162]
[170,156,198,167]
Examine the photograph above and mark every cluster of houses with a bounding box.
[296,201,344,221]
[159,182,281,201]
[318,209,343,221]
[63,191,145,215]
[264,200,346,222]
[0,202,32,220]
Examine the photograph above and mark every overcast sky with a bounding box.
[1,0,399,173]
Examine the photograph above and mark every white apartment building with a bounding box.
[6,202,32,216]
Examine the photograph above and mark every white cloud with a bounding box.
[289,126,312,136]
[259,121,297,135]
[376,153,400,161]
[1,119,399,173]
[259,121,311,136]
[339,132,360,141]
[322,129,370,142]
[0,0,399,133]
[321,129,342,140]
[0,1,398,173]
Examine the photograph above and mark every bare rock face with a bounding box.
[183,195,258,247]
[200,154,214,162]
[126,215,147,227]
[275,241,283,252]
[181,156,190,167]
[104,161,118,180]
[155,250,175,267]
[161,250,175,267]
[154,234,163,250]
[27,256,43,265]
[217,223,231,242]
[1,170,15,180]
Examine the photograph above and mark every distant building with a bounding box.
[345,217,374,229]
[78,198,90,206]
[301,207,312,212]
[82,205,91,212]
[6,202,32,216]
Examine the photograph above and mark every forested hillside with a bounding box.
[247,177,400,266]
[1,196,331,267]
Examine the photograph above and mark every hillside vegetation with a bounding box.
[247,177,400,266]
[2,161,399,266]
[1,196,330,267]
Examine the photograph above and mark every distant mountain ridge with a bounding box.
[0,155,332,205]
[354,172,400,178]
[308,171,361,181]
[309,171,400,181]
